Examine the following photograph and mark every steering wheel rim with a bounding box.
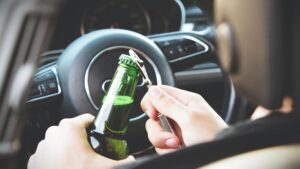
[29,29,236,155]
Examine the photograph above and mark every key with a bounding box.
[129,49,176,135]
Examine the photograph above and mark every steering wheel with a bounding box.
[28,29,233,154]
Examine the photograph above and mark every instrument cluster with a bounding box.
[80,0,185,35]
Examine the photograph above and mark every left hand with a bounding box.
[28,114,134,169]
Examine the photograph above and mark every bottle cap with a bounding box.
[118,54,137,69]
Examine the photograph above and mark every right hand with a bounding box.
[141,85,228,154]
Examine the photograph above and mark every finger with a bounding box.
[27,154,36,169]
[280,96,293,113]
[36,140,45,150]
[145,119,180,149]
[160,85,205,108]
[141,85,205,119]
[34,140,46,157]
[118,156,135,165]
[147,86,192,122]
[71,114,95,128]
[140,92,158,119]
[45,126,57,139]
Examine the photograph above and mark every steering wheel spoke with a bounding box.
[149,32,215,71]
[27,64,62,103]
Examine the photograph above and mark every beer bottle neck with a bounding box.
[93,66,138,135]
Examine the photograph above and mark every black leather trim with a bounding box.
[117,112,300,169]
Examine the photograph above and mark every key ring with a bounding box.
[129,49,153,87]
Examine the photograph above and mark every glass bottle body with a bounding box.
[88,57,138,160]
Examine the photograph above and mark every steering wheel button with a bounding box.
[48,82,57,89]
[39,84,47,93]
[163,47,179,60]
[183,43,198,53]
[169,49,174,54]
[45,79,58,93]
[177,46,183,52]
[29,86,42,98]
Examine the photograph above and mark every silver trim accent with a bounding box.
[175,68,223,85]
[27,65,62,103]
[169,35,210,63]
[137,76,146,87]
[95,67,126,134]
[101,79,112,94]
[40,49,64,58]
[175,0,186,31]
[153,34,210,63]
[225,80,236,123]
[196,26,215,37]
[84,46,162,122]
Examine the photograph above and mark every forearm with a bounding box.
[86,156,135,169]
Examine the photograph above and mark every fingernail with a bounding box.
[165,138,179,148]
[149,87,163,99]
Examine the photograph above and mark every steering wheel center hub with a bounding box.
[84,46,162,121]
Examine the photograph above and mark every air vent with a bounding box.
[39,50,63,67]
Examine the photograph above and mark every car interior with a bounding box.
[0,0,300,169]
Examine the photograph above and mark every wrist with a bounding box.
[116,156,135,167]
[83,153,135,169]
[83,154,116,169]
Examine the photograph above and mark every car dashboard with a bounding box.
[50,0,212,47]
[19,0,228,168]
[43,0,224,112]
[32,0,224,113]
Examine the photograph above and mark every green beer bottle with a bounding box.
[87,54,139,160]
